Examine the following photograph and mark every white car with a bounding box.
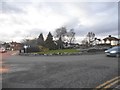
[0,48,6,53]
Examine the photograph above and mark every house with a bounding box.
[63,42,80,49]
[103,35,119,46]
[10,41,23,51]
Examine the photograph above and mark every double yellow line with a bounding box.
[94,76,120,90]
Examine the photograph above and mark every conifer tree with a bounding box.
[45,32,56,50]
[37,33,44,46]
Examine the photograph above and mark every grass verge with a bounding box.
[33,49,80,54]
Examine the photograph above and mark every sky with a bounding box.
[0,0,119,43]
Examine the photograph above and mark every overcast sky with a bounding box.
[0,0,118,43]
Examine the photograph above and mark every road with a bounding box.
[1,53,119,88]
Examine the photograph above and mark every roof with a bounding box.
[103,36,119,41]
[11,41,22,45]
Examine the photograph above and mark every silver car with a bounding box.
[105,46,120,57]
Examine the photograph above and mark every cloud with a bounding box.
[2,2,23,13]
[0,1,118,43]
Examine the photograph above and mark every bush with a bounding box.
[26,46,40,53]
[87,49,99,52]
[38,45,49,52]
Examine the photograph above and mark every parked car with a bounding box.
[0,47,6,53]
[105,46,120,57]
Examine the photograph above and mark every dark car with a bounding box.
[105,46,120,57]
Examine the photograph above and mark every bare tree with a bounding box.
[86,32,95,46]
[54,27,75,44]
[65,29,75,44]
[54,27,67,41]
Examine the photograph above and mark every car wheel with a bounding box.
[116,54,120,58]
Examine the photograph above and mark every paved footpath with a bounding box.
[0,51,19,89]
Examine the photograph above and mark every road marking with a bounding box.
[96,76,119,88]
[103,79,119,88]
[94,76,120,90]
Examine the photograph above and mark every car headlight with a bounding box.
[110,51,117,53]
[105,50,108,53]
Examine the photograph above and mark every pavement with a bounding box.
[0,51,19,89]
[0,51,19,73]
[1,52,119,88]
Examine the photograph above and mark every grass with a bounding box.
[34,49,80,54]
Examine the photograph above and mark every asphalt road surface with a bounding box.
[2,53,119,88]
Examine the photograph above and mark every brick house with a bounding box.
[10,41,23,51]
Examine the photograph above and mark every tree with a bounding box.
[37,33,44,46]
[55,27,76,44]
[86,32,95,46]
[65,29,75,44]
[45,32,57,50]
[54,27,67,41]
[56,37,64,49]
[22,38,37,47]
[81,38,89,46]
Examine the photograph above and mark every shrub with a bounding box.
[27,46,40,53]
[87,49,98,52]
[38,45,49,52]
